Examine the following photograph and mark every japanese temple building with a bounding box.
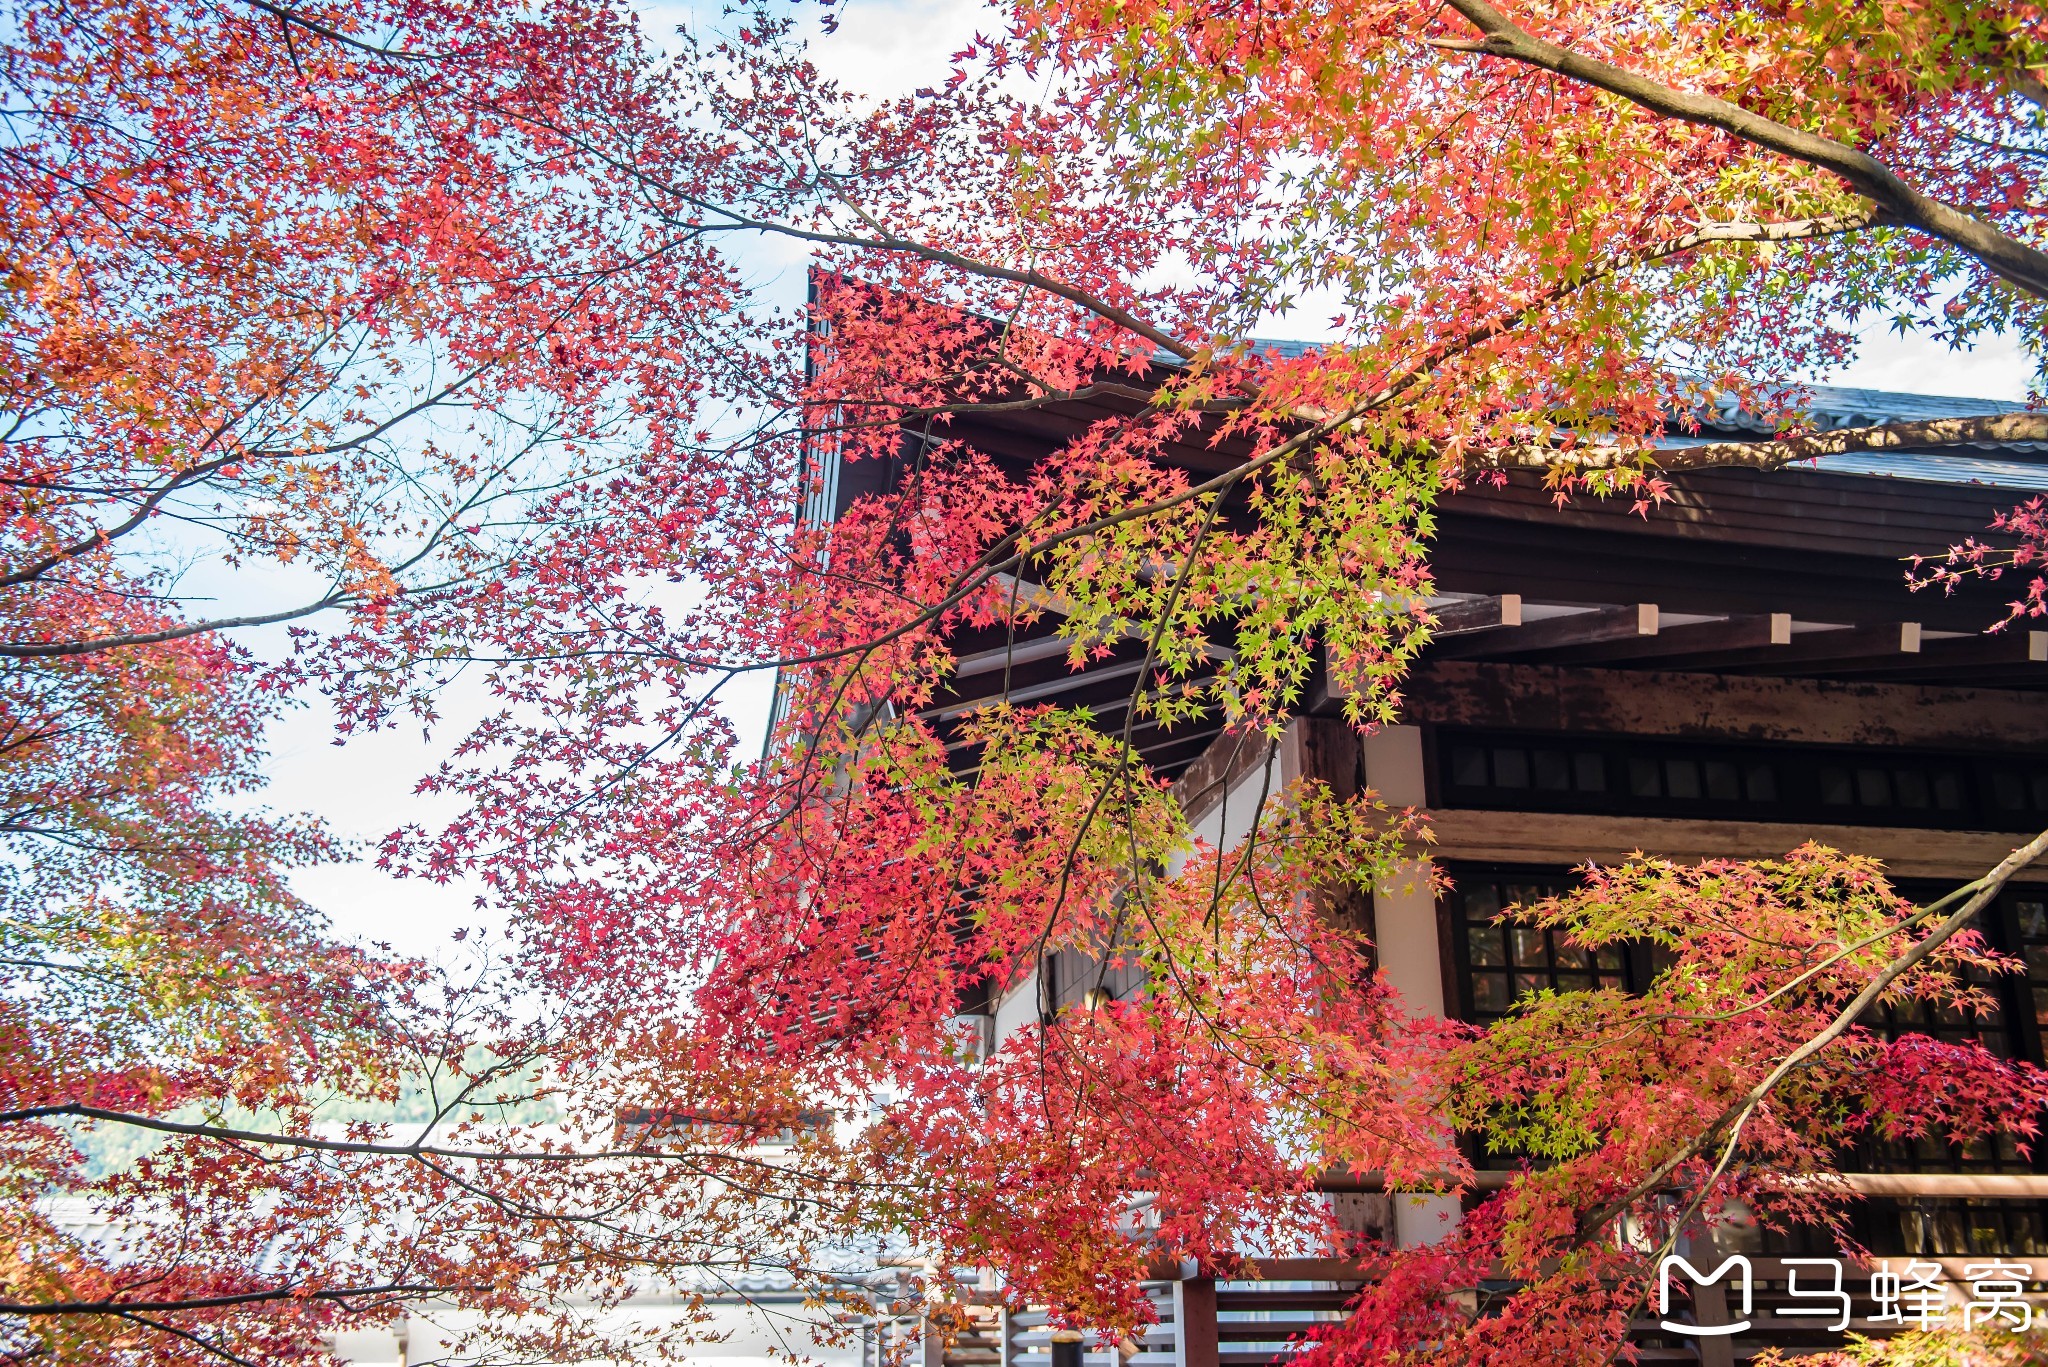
[808,362,2048,1363]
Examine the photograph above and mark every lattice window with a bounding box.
[1435,730,2044,833]
[1445,869,1640,1024]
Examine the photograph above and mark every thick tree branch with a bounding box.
[0,448,244,589]
[1442,0,2048,302]
[0,1103,907,1198]
[113,1313,265,1367]
[0,593,360,658]
[0,1284,451,1317]
[232,0,446,61]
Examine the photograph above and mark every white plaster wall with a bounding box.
[1359,726,1444,1018]
[989,736,1294,1047]
[992,964,1041,1045]
[1170,731,1294,879]
[1360,725,1461,1247]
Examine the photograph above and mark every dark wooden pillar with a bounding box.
[1177,1278,1219,1367]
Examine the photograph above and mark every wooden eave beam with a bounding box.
[1529,612,1792,665]
[921,646,1154,721]
[1428,603,1659,659]
[1671,620,1922,671]
[1400,659,2048,750]
[1766,628,2048,679]
[1431,593,1524,635]
[951,634,1081,678]
[1429,806,2043,879]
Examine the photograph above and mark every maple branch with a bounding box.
[111,1313,264,1367]
[1048,480,1235,1021]
[231,0,447,62]
[1473,410,2048,473]
[0,1102,732,1163]
[794,192,1891,476]
[732,214,1208,370]
[1378,210,1887,411]
[0,592,360,658]
[0,441,249,589]
[0,1102,901,1198]
[510,113,1213,370]
[572,101,1898,481]
[814,380,1243,430]
[1578,826,2048,1241]
[1441,0,2048,302]
[0,1283,451,1317]
[670,399,1379,681]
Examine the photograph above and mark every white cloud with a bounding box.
[1826,318,2038,402]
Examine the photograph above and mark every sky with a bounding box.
[254,0,2042,958]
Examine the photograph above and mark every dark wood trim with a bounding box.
[1443,466,2014,558]
[1760,628,2048,678]
[1429,603,1658,658]
[1433,594,1523,634]
[1297,716,1363,801]
[1389,661,2048,752]
[1529,612,1791,665]
[1178,1280,1219,1367]
[1658,621,1921,671]
[1427,511,2016,633]
[1298,717,1374,947]
[1427,809,2037,881]
[1436,889,1466,1022]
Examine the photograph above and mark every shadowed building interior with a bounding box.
[803,366,2048,1364]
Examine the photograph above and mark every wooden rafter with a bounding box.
[1428,602,1659,658]
[1530,612,1793,665]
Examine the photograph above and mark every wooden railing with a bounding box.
[954,1272,1363,1367]
[933,1170,2048,1367]
[944,1262,2047,1367]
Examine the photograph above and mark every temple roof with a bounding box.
[1237,338,2048,488]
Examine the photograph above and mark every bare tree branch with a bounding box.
[0,593,361,659]
[231,0,446,62]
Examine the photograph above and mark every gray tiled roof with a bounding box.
[1695,381,2036,439]
[1686,381,2044,488]
[1734,382,2029,427]
[1243,336,1324,361]
[1810,450,2048,491]
[1229,340,2047,490]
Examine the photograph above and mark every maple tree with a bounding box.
[9,0,2048,1363]
[1,1,849,1362]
